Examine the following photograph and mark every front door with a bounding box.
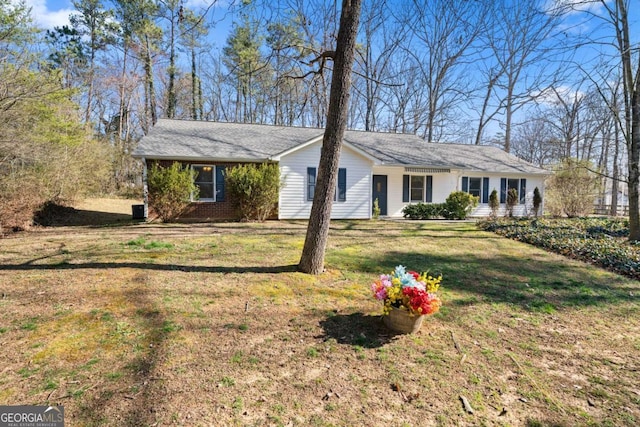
[372,175,388,216]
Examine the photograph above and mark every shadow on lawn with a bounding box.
[34,203,137,227]
[319,312,399,348]
[344,250,638,311]
[74,284,171,426]
[0,262,300,274]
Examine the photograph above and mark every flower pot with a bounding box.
[383,306,425,334]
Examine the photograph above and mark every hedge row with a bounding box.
[402,191,478,220]
[477,217,640,280]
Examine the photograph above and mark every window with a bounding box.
[337,168,347,202]
[192,165,225,202]
[307,167,347,202]
[468,177,481,197]
[411,176,424,202]
[462,177,490,203]
[403,175,433,203]
[307,167,316,201]
[500,178,526,204]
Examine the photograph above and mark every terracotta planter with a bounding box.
[383,306,425,334]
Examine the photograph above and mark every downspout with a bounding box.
[268,155,282,220]
[142,158,149,219]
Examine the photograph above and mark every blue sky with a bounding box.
[25,0,221,29]
[26,1,637,50]
[24,0,75,29]
[21,0,640,139]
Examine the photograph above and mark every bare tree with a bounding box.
[479,0,562,151]
[397,0,486,143]
[602,0,640,238]
[569,0,640,238]
[299,0,362,274]
[351,0,400,131]
[510,116,557,166]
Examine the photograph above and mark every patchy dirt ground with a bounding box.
[0,203,638,426]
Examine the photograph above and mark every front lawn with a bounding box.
[0,221,638,426]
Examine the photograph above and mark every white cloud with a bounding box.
[533,85,586,106]
[14,0,222,30]
[184,0,231,12]
[544,0,609,16]
[14,0,73,29]
[184,0,214,8]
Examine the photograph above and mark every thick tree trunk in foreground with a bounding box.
[609,0,640,240]
[298,0,362,274]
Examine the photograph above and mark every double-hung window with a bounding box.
[402,175,433,203]
[500,178,526,204]
[192,165,225,202]
[307,167,347,202]
[462,177,490,203]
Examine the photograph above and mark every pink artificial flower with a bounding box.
[371,280,388,300]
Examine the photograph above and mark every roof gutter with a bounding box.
[135,155,276,163]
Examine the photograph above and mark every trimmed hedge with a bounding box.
[402,191,479,220]
[402,202,444,219]
[477,217,640,280]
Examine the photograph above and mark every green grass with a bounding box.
[0,220,637,426]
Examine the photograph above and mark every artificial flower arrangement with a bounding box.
[371,265,442,317]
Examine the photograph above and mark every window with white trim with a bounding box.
[307,167,346,202]
[500,178,526,204]
[402,175,433,203]
[462,177,490,203]
[410,176,424,202]
[192,165,225,202]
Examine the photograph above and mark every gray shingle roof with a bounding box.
[133,119,321,161]
[133,119,548,175]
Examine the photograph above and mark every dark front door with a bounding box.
[372,175,388,216]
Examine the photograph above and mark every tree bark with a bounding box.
[611,106,620,216]
[610,0,640,240]
[144,34,157,129]
[298,0,362,274]
[191,47,198,120]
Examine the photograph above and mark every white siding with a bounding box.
[372,166,546,218]
[464,174,546,217]
[279,143,373,219]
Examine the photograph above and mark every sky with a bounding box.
[21,0,640,51]
[24,0,74,29]
[24,0,223,30]
[18,0,640,140]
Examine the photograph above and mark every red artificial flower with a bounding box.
[402,287,441,315]
[408,271,420,280]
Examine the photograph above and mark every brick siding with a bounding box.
[150,160,277,221]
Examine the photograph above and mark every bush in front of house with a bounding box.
[225,162,280,221]
[402,202,445,219]
[442,191,479,220]
[402,191,479,220]
[489,189,499,218]
[533,186,542,217]
[147,162,198,222]
[506,188,518,217]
